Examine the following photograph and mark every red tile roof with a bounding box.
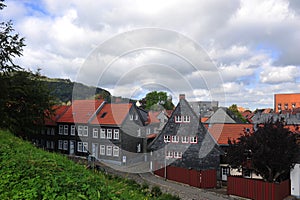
[201,117,209,123]
[57,100,104,124]
[206,124,254,145]
[90,103,132,125]
[45,105,69,126]
[147,111,161,124]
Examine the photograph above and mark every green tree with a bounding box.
[0,1,55,137]
[0,0,25,74]
[228,104,247,123]
[227,119,299,182]
[140,91,174,111]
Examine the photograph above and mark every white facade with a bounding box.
[291,164,300,198]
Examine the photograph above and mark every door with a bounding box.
[70,140,75,155]
[221,167,229,181]
[92,143,99,159]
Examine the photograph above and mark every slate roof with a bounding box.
[57,100,104,124]
[147,111,161,124]
[89,103,132,125]
[205,108,237,124]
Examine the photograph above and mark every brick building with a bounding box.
[274,93,300,113]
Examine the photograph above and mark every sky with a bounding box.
[1,0,300,110]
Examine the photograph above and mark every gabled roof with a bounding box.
[57,100,104,124]
[147,111,161,124]
[205,108,237,124]
[45,105,69,126]
[206,123,254,145]
[89,103,132,125]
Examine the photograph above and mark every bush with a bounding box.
[158,193,181,200]
[151,185,162,197]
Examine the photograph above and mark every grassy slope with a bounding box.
[0,130,175,200]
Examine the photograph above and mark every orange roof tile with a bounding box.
[90,103,132,125]
[201,117,209,123]
[57,100,104,124]
[147,111,160,124]
[206,124,254,145]
[45,105,69,126]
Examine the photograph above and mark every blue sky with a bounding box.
[1,0,300,110]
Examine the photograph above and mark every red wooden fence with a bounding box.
[154,165,217,188]
[227,176,290,200]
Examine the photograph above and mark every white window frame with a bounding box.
[100,145,105,155]
[70,125,75,136]
[100,129,106,139]
[93,128,98,138]
[129,114,133,120]
[77,142,83,152]
[82,142,88,152]
[63,125,68,135]
[63,140,68,150]
[58,140,63,150]
[78,126,83,136]
[175,116,182,123]
[51,128,55,135]
[83,126,88,137]
[146,128,151,135]
[135,114,138,120]
[107,129,112,139]
[113,129,119,140]
[183,116,190,123]
[106,146,112,156]
[59,125,63,135]
[137,143,141,153]
[174,152,182,158]
[50,141,54,149]
[164,135,171,143]
[166,151,173,158]
[137,128,141,137]
[171,135,179,143]
[190,136,198,144]
[113,146,119,157]
[181,136,189,143]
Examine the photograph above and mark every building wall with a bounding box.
[291,163,300,198]
[274,93,300,113]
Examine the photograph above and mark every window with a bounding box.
[63,140,68,150]
[137,128,141,137]
[63,125,68,135]
[243,169,251,178]
[175,116,182,123]
[51,128,55,135]
[174,152,182,158]
[50,141,54,149]
[154,127,158,133]
[166,151,173,158]
[41,129,45,135]
[83,142,88,152]
[284,103,288,110]
[171,136,179,143]
[59,125,63,135]
[292,103,296,108]
[181,136,189,143]
[77,142,83,152]
[183,116,190,123]
[113,129,119,140]
[135,114,138,120]
[83,126,88,137]
[107,129,112,139]
[100,129,105,139]
[113,146,119,157]
[106,146,112,156]
[100,145,105,155]
[137,143,141,153]
[93,128,98,138]
[58,140,63,150]
[46,141,50,148]
[71,125,75,136]
[78,126,83,136]
[222,167,229,176]
[164,135,171,143]
[146,128,151,135]
[129,114,133,120]
[47,128,50,135]
[190,136,197,143]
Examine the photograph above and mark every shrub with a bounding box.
[151,185,162,197]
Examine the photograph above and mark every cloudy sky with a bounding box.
[1,0,300,110]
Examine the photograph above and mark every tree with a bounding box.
[0,0,25,74]
[228,104,247,123]
[227,119,300,182]
[140,91,174,111]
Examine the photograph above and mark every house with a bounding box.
[88,102,149,165]
[149,94,223,188]
[274,93,300,113]
[204,107,245,124]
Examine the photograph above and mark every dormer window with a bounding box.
[171,135,179,143]
[164,135,171,143]
[129,114,133,120]
[175,116,182,123]
[135,114,138,120]
[101,112,107,118]
[183,116,190,123]
[190,136,197,144]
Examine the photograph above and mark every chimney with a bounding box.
[179,94,185,100]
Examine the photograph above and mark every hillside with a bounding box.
[41,77,111,103]
[0,130,178,200]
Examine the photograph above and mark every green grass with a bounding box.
[0,130,179,200]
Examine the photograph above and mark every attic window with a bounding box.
[245,128,250,133]
[101,112,107,118]
[292,103,296,108]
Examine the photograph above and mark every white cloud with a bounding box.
[260,65,300,84]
